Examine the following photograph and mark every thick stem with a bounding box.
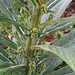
[31,7,41,28]
[26,37,32,74]
[26,37,32,57]
[25,1,46,74]
[30,8,41,60]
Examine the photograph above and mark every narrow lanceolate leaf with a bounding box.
[49,65,73,75]
[38,17,75,27]
[0,12,29,31]
[42,58,63,75]
[31,0,36,6]
[47,0,61,9]
[36,0,40,5]
[0,62,15,69]
[0,34,17,49]
[0,0,14,19]
[0,46,11,62]
[40,22,75,38]
[38,23,75,46]
[36,51,63,75]
[0,46,8,57]
[0,64,26,75]
[31,45,75,71]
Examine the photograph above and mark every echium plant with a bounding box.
[0,0,75,75]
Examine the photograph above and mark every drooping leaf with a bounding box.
[0,64,26,75]
[42,58,63,75]
[36,51,63,75]
[31,45,75,71]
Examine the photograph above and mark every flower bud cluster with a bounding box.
[54,31,64,41]
[12,54,16,59]
[28,61,36,75]
[12,30,19,40]
[7,47,16,59]
[17,46,24,58]
[18,7,28,24]
[7,47,13,54]
[37,63,46,74]
[30,27,38,38]
[12,0,20,12]
[41,4,47,14]
[20,7,28,18]
[48,14,55,21]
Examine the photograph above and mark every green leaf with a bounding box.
[40,22,74,44]
[31,0,36,6]
[8,0,18,18]
[31,45,75,71]
[36,0,40,6]
[36,52,63,75]
[49,65,73,75]
[0,0,27,35]
[0,46,12,62]
[42,58,63,75]
[53,0,72,20]
[41,0,72,28]
[38,22,75,45]
[40,22,75,38]
[13,0,24,7]
[31,0,40,8]
[37,51,58,62]
[0,46,8,57]
[0,0,14,19]
[47,0,61,9]
[0,0,26,35]
[0,34,17,49]
[0,64,26,75]
[0,12,29,31]
[38,17,75,27]
[0,62,15,69]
